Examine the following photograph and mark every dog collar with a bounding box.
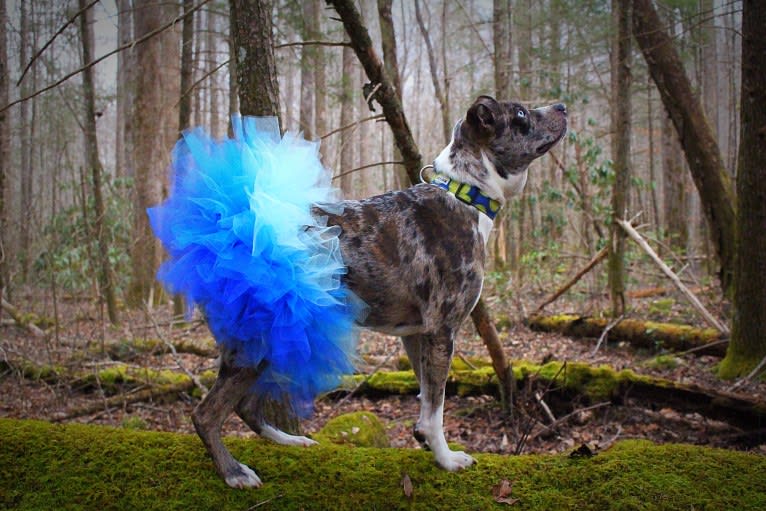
[426,171,501,220]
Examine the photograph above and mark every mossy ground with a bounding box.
[1,418,764,510]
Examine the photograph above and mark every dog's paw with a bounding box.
[224,462,262,489]
[260,424,319,447]
[436,450,476,472]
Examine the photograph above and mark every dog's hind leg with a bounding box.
[192,358,265,489]
[414,331,476,471]
[235,394,317,447]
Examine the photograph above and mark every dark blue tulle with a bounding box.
[148,116,363,416]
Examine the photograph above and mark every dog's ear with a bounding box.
[465,95,499,141]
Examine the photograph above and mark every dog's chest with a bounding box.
[316,185,486,334]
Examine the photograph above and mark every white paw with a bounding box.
[260,424,319,447]
[225,462,262,489]
[436,450,476,472]
[278,434,318,447]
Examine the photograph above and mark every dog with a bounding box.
[191,95,567,488]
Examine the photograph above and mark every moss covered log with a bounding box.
[526,314,726,356]
[1,419,765,510]
[342,361,766,431]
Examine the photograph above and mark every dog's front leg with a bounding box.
[192,360,264,488]
[414,332,476,471]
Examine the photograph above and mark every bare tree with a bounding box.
[18,0,32,281]
[0,0,8,312]
[632,0,735,293]
[338,41,356,195]
[721,0,766,379]
[414,0,450,144]
[78,0,119,324]
[608,0,631,316]
[115,0,133,180]
[128,0,181,306]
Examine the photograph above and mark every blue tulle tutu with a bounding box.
[147,116,363,416]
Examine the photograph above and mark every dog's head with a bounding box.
[435,95,567,202]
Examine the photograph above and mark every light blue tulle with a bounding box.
[147,116,363,416]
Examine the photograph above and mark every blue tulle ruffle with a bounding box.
[148,116,362,416]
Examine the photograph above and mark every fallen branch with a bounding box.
[616,219,729,334]
[527,314,727,357]
[1,298,46,337]
[533,246,608,315]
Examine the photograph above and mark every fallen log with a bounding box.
[526,314,727,357]
[1,298,46,337]
[342,360,766,432]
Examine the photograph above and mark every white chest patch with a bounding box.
[478,214,493,246]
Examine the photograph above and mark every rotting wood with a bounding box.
[1,298,45,337]
[617,218,729,334]
[340,361,766,433]
[526,314,726,357]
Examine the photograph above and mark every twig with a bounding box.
[515,362,568,455]
[534,391,556,424]
[320,114,384,140]
[143,307,209,397]
[1,298,46,337]
[246,494,284,510]
[526,401,611,443]
[16,0,100,86]
[332,161,405,181]
[1,0,211,114]
[456,352,478,370]
[591,314,624,356]
[276,40,349,48]
[729,353,766,392]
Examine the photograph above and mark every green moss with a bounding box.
[1,419,764,510]
[643,354,681,371]
[314,412,390,448]
[718,351,762,380]
[648,298,675,315]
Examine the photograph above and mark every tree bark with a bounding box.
[230,0,280,122]
[720,0,766,379]
[631,0,735,293]
[313,0,326,142]
[608,0,632,317]
[79,0,119,324]
[18,0,31,281]
[414,0,450,145]
[0,0,7,316]
[115,0,133,179]
[338,41,356,196]
[129,0,180,306]
[298,0,317,138]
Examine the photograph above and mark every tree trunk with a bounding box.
[298,0,316,138]
[338,41,356,196]
[174,0,195,319]
[608,0,632,317]
[206,8,219,137]
[376,0,409,190]
[115,0,133,179]
[631,0,735,293]
[79,0,119,325]
[720,0,766,379]
[129,0,180,306]
[230,0,280,122]
[0,0,7,315]
[18,0,31,281]
[414,0,450,145]
[313,0,326,142]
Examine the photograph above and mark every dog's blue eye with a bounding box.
[517,110,526,118]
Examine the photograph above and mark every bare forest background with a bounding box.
[1,0,765,445]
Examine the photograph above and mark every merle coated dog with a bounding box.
[192,95,567,488]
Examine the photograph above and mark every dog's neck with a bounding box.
[432,121,529,207]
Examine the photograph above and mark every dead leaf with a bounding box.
[401,473,413,500]
[492,478,519,505]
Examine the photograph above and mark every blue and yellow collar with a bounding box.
[426,171,502,220]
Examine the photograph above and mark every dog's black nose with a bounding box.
[553,103,567,113]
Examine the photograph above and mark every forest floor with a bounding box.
[1,272,765,459]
